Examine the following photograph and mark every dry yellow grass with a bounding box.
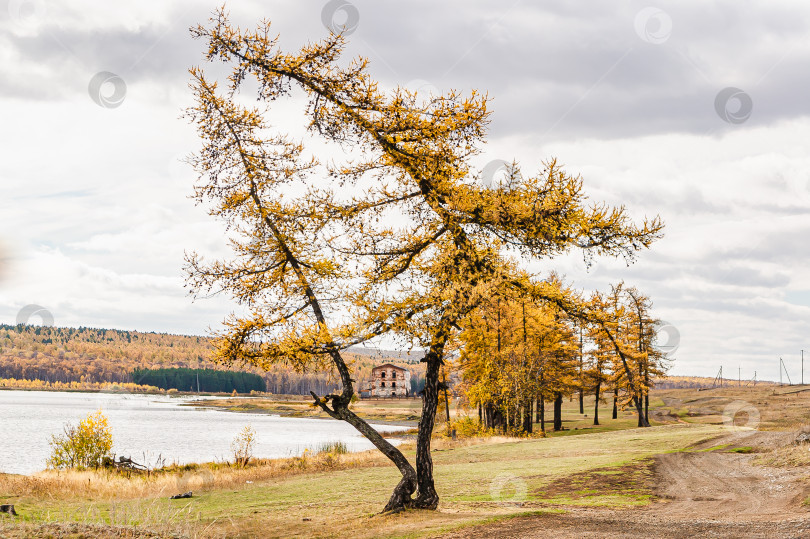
[755,444,810,467]
[0,445,399,502]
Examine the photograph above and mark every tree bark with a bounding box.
[540,396,545,433]
[535,396,541,423]
[645,393,649,423]
[413,346,443,509]
[634,393,649,427]
[612,384,618,419]
[593,382,600,426]
[553,392,563,431]
[522,399,533,434]
[315,395,417,511]
[644,364,650,423]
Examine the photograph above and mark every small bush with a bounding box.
[48,409,114,469]
[231,425,257,467]
[450,416,483,438]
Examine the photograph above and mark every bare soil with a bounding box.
[439,430,810,538]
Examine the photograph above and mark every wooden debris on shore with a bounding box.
[102,456,148,477]
[170,491,193,500]
[795,432,810,445]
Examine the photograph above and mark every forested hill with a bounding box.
[0,324,424,395]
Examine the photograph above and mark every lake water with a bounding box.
[0,390,408,475]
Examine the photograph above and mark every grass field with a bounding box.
[3,385,809,538]
[1,423,725,538]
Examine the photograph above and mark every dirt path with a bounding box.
[438,431,810,538]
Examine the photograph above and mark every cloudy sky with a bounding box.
[1,0,809,380]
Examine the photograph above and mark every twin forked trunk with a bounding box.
[332,400,417,512]
[310,339,447,512]
[413,353,442,509]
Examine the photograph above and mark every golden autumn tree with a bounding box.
[459,290,548,435]
[186,8,663,510]
[584,290,620,426]
[623,285,670,423]
[583,283,670,428]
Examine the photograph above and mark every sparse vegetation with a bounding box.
[317,441,349,455]
[230,425,257,467]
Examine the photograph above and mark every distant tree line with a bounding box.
[132,367,266,393]
[0,324,420,395]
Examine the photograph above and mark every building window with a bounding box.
[381,371,386,378]
[392,382,396,388]
[381,382,385,387]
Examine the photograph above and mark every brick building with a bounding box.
[364,363,411,397]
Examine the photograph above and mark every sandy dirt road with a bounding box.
[439,431,810,538]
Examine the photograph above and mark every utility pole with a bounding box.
[802,350,804,385]
[780,358,793,386]
[738,366,741,387]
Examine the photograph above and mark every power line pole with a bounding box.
[802,350,804,385]
[780,358,793,386]
[738,366,741,387]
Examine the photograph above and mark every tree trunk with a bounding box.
[442,372,451,425]
[535,396,541,423]
[553,392,563,431]
[645,393,649,423]
[593,382,600,426]
[522,400,533,434]
[414,351,441,509]
[327,400,416,511]
[540,396,545,433]
[612,385,618,419]
[633,393,650,428]
[644,364,650,423]
[491,406,505,432]
[579,390,584,414]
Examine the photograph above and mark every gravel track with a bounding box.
[438,430,810,538]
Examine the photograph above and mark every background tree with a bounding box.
[584,292,617,426]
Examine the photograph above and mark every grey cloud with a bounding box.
[5,1,810,140]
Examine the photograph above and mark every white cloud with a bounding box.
[1,0,809,380]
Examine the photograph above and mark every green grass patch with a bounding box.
[728,446,754,454]
[695,444,731,452]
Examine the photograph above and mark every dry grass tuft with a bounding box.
[755,444,810,468]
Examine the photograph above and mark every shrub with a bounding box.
[452,416,483,438]
[48,409,114,469]
[231,425,257,467]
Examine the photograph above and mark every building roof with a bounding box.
[372,363,409,372]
